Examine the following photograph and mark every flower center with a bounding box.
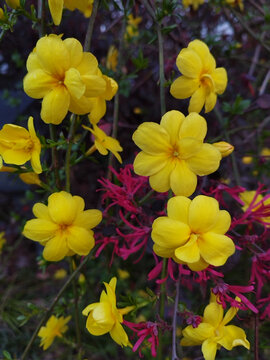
[24,139,34,152]
[200,73,215,92]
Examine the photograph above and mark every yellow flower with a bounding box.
[54,268,67,279]
[226,0,244,11]
[88,74,118,124]
[5,0,20,9]
[106,45,118,72]
[181,295,250,360]
[240,190,270,226]
[132,110,221,197]
[19,172,41,186]
[125,14,142,39]
[23,35,106,125]
[48,0,93,26]
[170,40,227,113]
[23,191,102,261]
[152,195,235,271]
[212,141,234,158]
[0,117,42,174]
[82,277,133,347]
[0,231,6,254]
[117,269,130,280]
[83,124,123,163]
[261,147,270,157]
[182,0,204,11]
[38,315,71,350]
[242,156,252,164]
[0,8,6,21]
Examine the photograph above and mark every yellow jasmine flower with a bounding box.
[240,190,270,226]
[212,141,234,158]
[170,40,227,113]
[106,45,118,72]
[83,124,123,163]
[19,172,41,186]
[38,315,71,350]
[23,191,102,261]
[0,116,42,174]
[88,74,118,124]
[242,156,252,164]
[23,35,106,125]
[152,195,235,271]
[261,147,270,157]
[0,231,6,254]
[48,0,93,26]
[117,269,130,280]
[181,295,250,360]
[5,0,20,9]
[226,0,244,11]
[54,268,67,280]
[182,0,204,11]
[132,110,221,197]
[125,14,142,39]
[82,277,133,347]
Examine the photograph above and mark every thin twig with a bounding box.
[172,278,180,360]
[259,70,270,95]
[84,0,100,52]
[20,255,91,360]
[65,114,76,193]
[49,124,61,189]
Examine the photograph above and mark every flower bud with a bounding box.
[213,141,234,158]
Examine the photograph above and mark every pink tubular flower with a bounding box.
[124,320,160,357]
[203,182,246,208]
[212,282,258,313]
[250,249,270,299]
[257,296,270,320]
[98,165,148,214]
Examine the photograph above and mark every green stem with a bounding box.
[84,0,100,52]
[49,124,61,189]
[20,254,91,360]
[157,23,166,116]
[65,114,76,193]
[37,0,46,37]
[69,258,82,360]
[106,13,126,180]
[157,258,167,360]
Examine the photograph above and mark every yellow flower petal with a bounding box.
[202,338,218,360]
[102,75,118,100]
[212,68,227,94]
[178,138,202,159]
[149,158,175,192]
[199,232,235,266]
[219,325,250,350]
[43,234,69,261]
[186,143,221,176]
[63,38,83,68]
[207,210,231,234]
[64,68,86,100]
[41,86,70,124]
[176,48,202,78]
[68,94,93,115]
[152,217,190,249]
[48,192,77,224]
[74,209,102,229]
[48,0,64,25]
[33,203,51,220]
[23,219,58,242]
[26,52,42,72]
[167,196,191,224]
[205,92,217,113]
[203,302,224,327]
[76,52,99,75]
[31,150,42,174]
[82,74,107,97]
[189,40,216,73]
[23,69,57,99]
[88,97,106,124]
[188,195,219,233]
[132,122,170,155]
[187,256,209,271]
[188,86,206,113]
[179,112,207,141]
[160,110,185,146]
[110,321,130,347]
[170,76,199,99]
[174,234,200,263]
[181,323,214,346]
[36,35,70,77]
[2,149,30,165]
[133,152,168,176]
[67,226,94,255]
[170,160,197,197]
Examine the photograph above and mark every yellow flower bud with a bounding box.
[242,156,252,164]
[0,8,6,21]
[212,141,234,158]
[19,172,41,186]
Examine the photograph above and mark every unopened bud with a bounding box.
[213,141,234,158]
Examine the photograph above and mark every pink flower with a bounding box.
[124,320,161,357]
[250,249,270,299]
